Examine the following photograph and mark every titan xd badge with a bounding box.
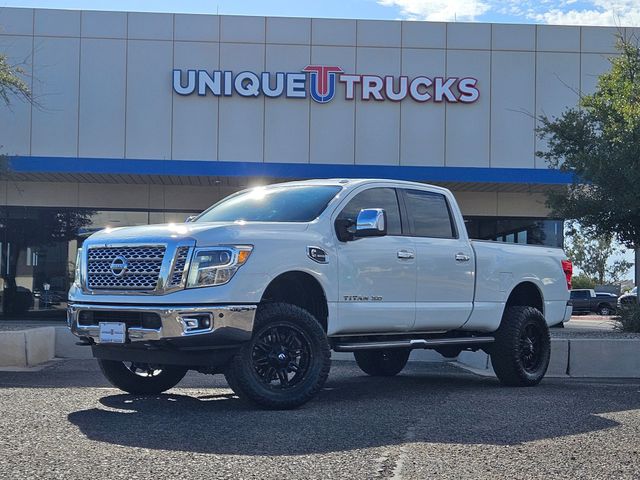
[307,246,328,264]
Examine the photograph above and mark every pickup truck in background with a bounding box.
[570,289,617,315]
[68,179,573,409]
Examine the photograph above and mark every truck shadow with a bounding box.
[67,365,639,456]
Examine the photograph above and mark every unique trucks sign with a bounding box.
[173,65,479,104]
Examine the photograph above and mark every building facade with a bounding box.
[0,7,625,316]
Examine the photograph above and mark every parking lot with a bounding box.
[1,359,639,479]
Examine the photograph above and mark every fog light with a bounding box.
[180,314,213,333]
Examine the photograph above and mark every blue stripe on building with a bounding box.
[8,156,575,185]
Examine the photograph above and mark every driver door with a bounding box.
[334,187,416,334]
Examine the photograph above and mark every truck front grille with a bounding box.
[86,246,166,291]
[168,246,191,287]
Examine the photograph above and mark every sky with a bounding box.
[1,0,639,26]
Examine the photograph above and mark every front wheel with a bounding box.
[98,359,188,394]
[490,306,550,387]
[224,303,331,410]
[354,349,410,376]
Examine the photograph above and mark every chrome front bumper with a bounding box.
[68,303,256,344]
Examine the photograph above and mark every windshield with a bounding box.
[195,185,342,223]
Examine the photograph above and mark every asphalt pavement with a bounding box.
[0,359,639,479]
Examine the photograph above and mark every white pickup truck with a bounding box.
[68,179,573,409]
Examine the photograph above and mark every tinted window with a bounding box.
[571,291,589,299]
[196,185,341,223]
[337,188,402,235]
[403,189,455,238]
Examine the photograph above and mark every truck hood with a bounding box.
[86,221,310,246]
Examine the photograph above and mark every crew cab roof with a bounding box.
[259,178,451,194]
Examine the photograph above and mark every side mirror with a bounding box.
[185,215,197,223]
[355,208,387,238]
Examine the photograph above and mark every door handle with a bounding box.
[455,253,470,262]
[397,250,415,259]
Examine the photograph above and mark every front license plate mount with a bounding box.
[99,322,126,344]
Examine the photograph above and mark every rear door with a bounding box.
[334,187,416,333]
[400,188,475,331]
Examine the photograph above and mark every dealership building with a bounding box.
[0,7,625,316]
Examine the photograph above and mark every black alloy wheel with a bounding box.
[251,323,312,390]
[519,323,544,374]
[224,302,331,409]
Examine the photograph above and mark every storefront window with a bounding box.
[0,207,198,319]
[464,217,564,248]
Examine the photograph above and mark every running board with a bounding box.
[332,336,494,352]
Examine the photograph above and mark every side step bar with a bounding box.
[333,336,494,352]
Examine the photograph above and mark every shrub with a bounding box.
[614,304,640,333]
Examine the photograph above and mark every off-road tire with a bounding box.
[224,303,331,410]
[98,359,188,394]
[354,349,410,376]
[490,306,550,387]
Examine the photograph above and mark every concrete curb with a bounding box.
[0,327,55,368]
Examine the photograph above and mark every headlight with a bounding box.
[73,248,83,287]
[186,246,252,288]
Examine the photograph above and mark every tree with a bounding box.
[537,35,640,297]
[564,224,632,284]
[0,52,31,106]
[538,36,640,248]
[571,274,596,290]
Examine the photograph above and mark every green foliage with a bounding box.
[564,223,633,284]
[0,53,31,106]
[538,36,640,249]
[614,304,640,333]
[571,273,596,289]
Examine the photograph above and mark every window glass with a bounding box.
[571,291,589,299]
[464,217,564,248]
[336,188,402,235]
[403,190,455,238]
[196,185,341,223]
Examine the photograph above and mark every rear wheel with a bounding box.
[490,306,550,387]
[354,349,410,376]
[597,304,613,316]
[224,303,331,409]
[98,359,188,394]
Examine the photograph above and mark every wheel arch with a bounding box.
[504,281,544,316]
[260,270,329,332]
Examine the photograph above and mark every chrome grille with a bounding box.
[168,246,190,287]
[86,246,165,291]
